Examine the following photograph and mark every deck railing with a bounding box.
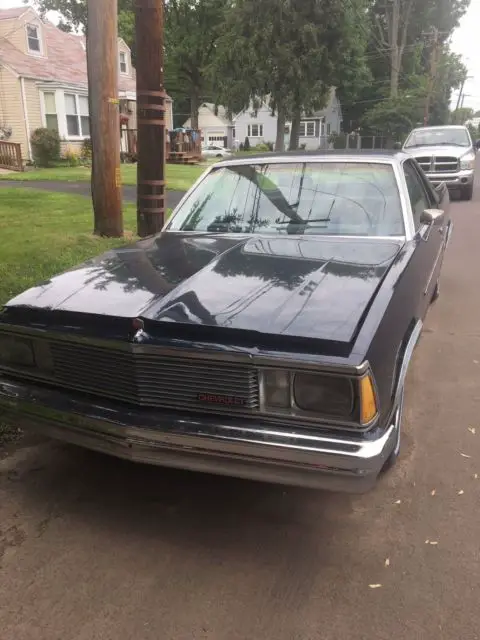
[0,141,23,171]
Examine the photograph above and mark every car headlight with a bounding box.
[0,335,36,368]
[293,373,354,417]
[460,153,475,171]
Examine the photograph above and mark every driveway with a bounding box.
[1,181,480,639]
[0,180,186,209]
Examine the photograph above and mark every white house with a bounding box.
[183,102,234,147]
[233,89,343,150]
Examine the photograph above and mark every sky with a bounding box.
[1,0,479,114]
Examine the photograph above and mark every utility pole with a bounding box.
[135,0,166,238]
[87,0,123,237]
[423,27,440,126]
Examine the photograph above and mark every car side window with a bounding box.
[403,161,430,230]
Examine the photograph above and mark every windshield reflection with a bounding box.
[167,162,404,237]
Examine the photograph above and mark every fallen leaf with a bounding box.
[458,490,464,495]
[468,427,476,435]
[394,499,402,504]
[425,540,439,545]
[369,584,382,589]
[474,360,479,364]
[385,558,390,567]
[460,452,471,459]
[431,489,436,496]
[474,474,478,480]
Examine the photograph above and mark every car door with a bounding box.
[402,159,446,319]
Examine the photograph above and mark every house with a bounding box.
[183,102,234,148]
[233,89,343,150]
[0,6,174,163]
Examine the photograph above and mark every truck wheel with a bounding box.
[382,387,404,473]
[461,184,473,201]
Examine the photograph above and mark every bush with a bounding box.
[64,145,81,167]
[253,143,270,152]
[80,138,92,165]
[30,128,60,167]
[243,136,251,151]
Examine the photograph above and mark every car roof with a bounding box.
[410,125,468,131]
[216,149,409,166]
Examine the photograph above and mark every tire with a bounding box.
[216,154,223,158]
[431,280,440,303]
[460,184,473,201]
[382,387,404,473]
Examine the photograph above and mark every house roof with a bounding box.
[201,103,231,125]
[0,7,28,20]
[0,7,136,92]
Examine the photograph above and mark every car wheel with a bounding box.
[431,280,440,303]
[381,387,404,473]
[216,154,223,158]
[461,184,473,201]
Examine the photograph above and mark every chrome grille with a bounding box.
[416,156,459,173]
[50,341,260,412]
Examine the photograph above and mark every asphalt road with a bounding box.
[1,180,480,640]
[0,180,186,209]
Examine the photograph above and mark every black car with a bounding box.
[0,151,452,493]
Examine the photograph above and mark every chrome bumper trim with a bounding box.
[0,379,398,493]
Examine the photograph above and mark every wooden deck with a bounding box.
[120,128,202,164]
[0,140,23,171]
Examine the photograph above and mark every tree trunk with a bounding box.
[275,106,286,152]
[190,90,200,130]
[289,108,301,150]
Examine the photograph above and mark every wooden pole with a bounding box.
[86,0,123,237]
[135,0,166,238]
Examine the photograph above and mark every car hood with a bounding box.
[403,145,472,159]
[4,233,403,344]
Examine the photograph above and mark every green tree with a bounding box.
[165,0,229,130]
[342,0,471,138]
[450,107,474,125]
[213,0,369,152]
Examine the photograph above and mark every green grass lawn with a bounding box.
[0,188,141,306]
[0,163,205,192]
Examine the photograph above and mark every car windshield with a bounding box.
[404,128,470,148]
[167,162,405,237]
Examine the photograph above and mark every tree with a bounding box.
[451,107,474,125]
[341,0,471,139]
[213,0,369,152]
[164,0,229,130]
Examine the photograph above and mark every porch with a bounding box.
[120,127,202,165]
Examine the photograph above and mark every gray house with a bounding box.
[233,89,343,150]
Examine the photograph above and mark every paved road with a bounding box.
[1,182,480,640]
[0,180,186,209]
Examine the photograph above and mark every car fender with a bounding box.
[392,319,423,406]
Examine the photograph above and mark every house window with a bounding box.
[27,24,41,54]
[299,121,316,137]
[43,92,58,132]
[65,94,90,137]
[247,124,263,137]
[327,123,331,135]
[119,51,128,74]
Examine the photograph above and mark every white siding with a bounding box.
[234,103,277,146]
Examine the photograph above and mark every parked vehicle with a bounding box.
[402,125,476,201]
[0,151,451,493]
[201,145,233,159]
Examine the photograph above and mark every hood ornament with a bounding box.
[131,317,146,342]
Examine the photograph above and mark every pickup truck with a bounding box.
[402,125,476,201]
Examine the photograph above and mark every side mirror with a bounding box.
[420,208,444,226]
[393,142,402,150]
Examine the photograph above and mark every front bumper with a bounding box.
[425,169,474,189]
[0,378,398,493]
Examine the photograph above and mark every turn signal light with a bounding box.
[359,374,378,425]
